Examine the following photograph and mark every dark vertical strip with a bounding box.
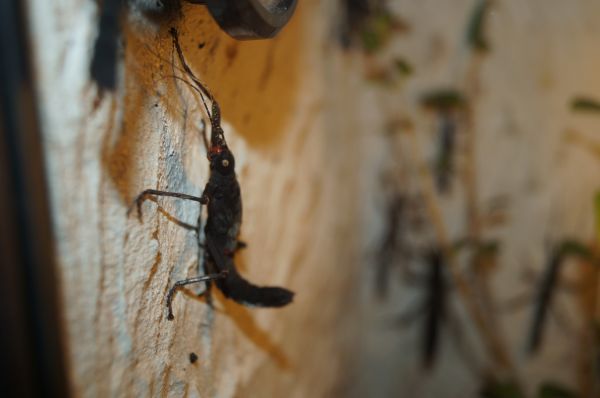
[0,1,71,397]
[90,0,123,90]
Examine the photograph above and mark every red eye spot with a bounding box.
[209,146,223,155]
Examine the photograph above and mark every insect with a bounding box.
[131,27,294,320]
[389,249,448,369]
[420,89,466,194]
[434,115,456,193]
[421,249,447,369]
[374,195,407,299]
[527,240,592,354]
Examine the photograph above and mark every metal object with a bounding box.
[189,0,298,39]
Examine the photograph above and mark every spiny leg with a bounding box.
[128,189,207,219]
[167,270,229,320]
[200,253,215,306]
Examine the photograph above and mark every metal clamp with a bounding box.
[188,0,298,39]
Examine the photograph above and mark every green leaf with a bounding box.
[393,57,413,76]
[594,191,600,243]
[420,89,467,110]
[570,96,600,113]
[480,380,524,398]
[466,0,492,52]
[537,382,578,398]
[360,11,395,52]
[558,239,592,261]
[477,240,500,257]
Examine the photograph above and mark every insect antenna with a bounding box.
[169,28,213,122]
[169,27,227,148]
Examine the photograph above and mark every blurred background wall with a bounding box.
[24,0,600,397]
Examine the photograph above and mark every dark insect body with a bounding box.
[526,246,563,354]
[434,115,456,193]
[420,88,466,194]
[374,195,406,299]
[527,240,592,354]
[131,28,294,320]
[422,249,446,369]
[389,249,447,370]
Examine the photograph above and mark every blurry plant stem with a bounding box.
[407,127,515,378]
[577,242,600,396]
[462,56,484,242]
[462,52,510,364]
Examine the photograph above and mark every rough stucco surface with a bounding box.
[26,0,600,397]
[28,1,362,397]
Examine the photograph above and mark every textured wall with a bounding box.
[26,0,600,397]
[28,1,363,397]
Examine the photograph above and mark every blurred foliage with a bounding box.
[595,191,600,242]
[557,239,594,261]
[360,9,406,53]
[393,57,413,77]
[570,96,600,113]
[479,380,577,398]
[474,240,500,261]
[536,383,578,398]
[466,0,492,52]
[364,56,413,87]
[340,0,408,52]
[479,380,524,398]
[420,89,467,111]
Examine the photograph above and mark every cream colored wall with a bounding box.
[349,1,600,397]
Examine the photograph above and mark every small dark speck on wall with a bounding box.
[189,352,198,364]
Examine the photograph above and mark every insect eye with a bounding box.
[221,159,230,168]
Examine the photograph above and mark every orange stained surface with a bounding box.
[172,2,305,148]
[104,1,308,203]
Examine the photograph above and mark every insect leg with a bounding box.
[128,189,208,219]
[166,270,229,320]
